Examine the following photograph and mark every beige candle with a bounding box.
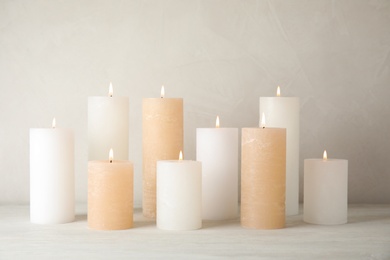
[142,87,183,218]
[241,119,286,229]
[88,149,133,230]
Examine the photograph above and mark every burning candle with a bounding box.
[142,86,183,218]
[88,82,129,160]
[196,116,238,220]
[304,150,348,225]
[88,149,133,230]
[30,118,74,224]
[259,86,300,216]
[241,114,286,229]
[157,151,202,230]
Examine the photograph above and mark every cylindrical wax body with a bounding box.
[196,128,238,220]
[88,160,133,230]
[260,97,299,216]
[156,160,202,231]
[241,127,286,229]
[142,98,183,218]
[304,159,348,225]
[30,128,75,224]
[88,96,129,160]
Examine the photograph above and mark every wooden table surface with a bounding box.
[0,204,389,259]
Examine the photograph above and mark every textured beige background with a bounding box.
[0,0,389,205]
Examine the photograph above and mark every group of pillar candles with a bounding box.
[29,84,348,230]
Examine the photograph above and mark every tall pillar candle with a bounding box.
[142,87,183,218]
[88,149,133,230]
[30,118,74,224]
[88,83,129,160]
[156,153,202,230]
[241,123,286,229]
[259,86,299,216]
[304,151,348,225]
[196,116,238,220]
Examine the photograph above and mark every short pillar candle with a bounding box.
[88,149,133,230]
[156,152,202,231]
[304,150,348,225]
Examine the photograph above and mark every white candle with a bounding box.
[157,152,202,231]
[259,86,299,216]
[88,82,129,160]
[196,116,238,220]
[304,150,348,225]
[30,118,74,224]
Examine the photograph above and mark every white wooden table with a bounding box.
[0,204,389,259]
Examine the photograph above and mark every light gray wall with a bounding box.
[1,0,389,205]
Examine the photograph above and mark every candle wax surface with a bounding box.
[157,160,202,231]
[142,98,183,218]
[196,127,238,220]
[304,158,348,225]
[30,128,75,224]
[241,127,286,229]
[88,160,133,230]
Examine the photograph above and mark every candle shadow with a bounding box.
[132,208,156,228]
[133,220,156,228]
[285,218,307,228]
[285,214,390,227]
[346,205,390,224]
[74,214,87,222]
[347,215,390,224]
[202,219,240,229]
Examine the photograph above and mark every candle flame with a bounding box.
[161,85,165,98]
[216,116,220,128]
[109,148,114,163]
[109,82,113,97]
[323,150,327,160]
[260,113,266,128]
[276,86,281,97]
[52,117,56,128]
[179,150,183,161]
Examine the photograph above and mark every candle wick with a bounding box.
[109,159,112,163]
[262,126,265,129]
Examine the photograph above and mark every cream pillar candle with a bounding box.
[304,150,348,225]
[142,86,183,218]
[88,149,133,230]
[259,86,299,216]
[156,152,202,231]
[241,116,286,229]
[30,118,74,224]
[88,83,129,160]
[196,116,238,220]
